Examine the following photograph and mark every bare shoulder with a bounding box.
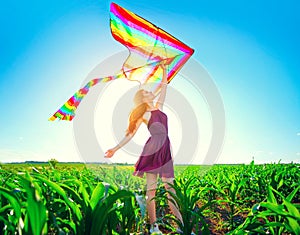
[155,102,163,110]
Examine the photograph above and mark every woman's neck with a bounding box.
[147,103,157,111]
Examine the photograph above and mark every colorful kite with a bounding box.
[49,2,194,121]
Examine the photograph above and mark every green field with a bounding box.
[0,161,299,234]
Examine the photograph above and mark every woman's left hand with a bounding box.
[105,148,116,158]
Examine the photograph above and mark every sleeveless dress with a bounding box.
[133,109,174,178]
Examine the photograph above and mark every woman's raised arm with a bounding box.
[155,63,168,110]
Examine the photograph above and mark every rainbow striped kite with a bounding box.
[49,2,194,121]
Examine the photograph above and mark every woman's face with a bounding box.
[134,89,154,106]
[142,90,155,103]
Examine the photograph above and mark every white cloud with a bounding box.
[297,132,300,136]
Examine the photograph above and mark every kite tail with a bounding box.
[49,76,117,121]
[49,58,176,121]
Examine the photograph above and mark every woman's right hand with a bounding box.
[105,148,116,158]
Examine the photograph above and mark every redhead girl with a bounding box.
[105,63,183,234]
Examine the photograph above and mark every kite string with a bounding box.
[121,26,166,89]
[147,26,160,63]
[120,46,144,88]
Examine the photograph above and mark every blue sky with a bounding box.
[0,0,299,164]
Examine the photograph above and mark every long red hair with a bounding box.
[126,90,148,135]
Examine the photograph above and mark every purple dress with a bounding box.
[133,109,174,178]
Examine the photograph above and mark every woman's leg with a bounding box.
[162,177,183,224]
[146,173,158,224]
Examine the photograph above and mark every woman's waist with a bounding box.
[150,132,168,136]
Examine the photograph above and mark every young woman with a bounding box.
[105,63,183,234]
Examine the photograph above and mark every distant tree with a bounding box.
[48,158,58,168]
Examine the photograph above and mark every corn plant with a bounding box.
[0,166,143,234]
[156,176,211,234]
[0,186,22,234]
[219,172,247,229]
[0,162,299,234]
[34,168,138,234]
[231,185,300,234]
